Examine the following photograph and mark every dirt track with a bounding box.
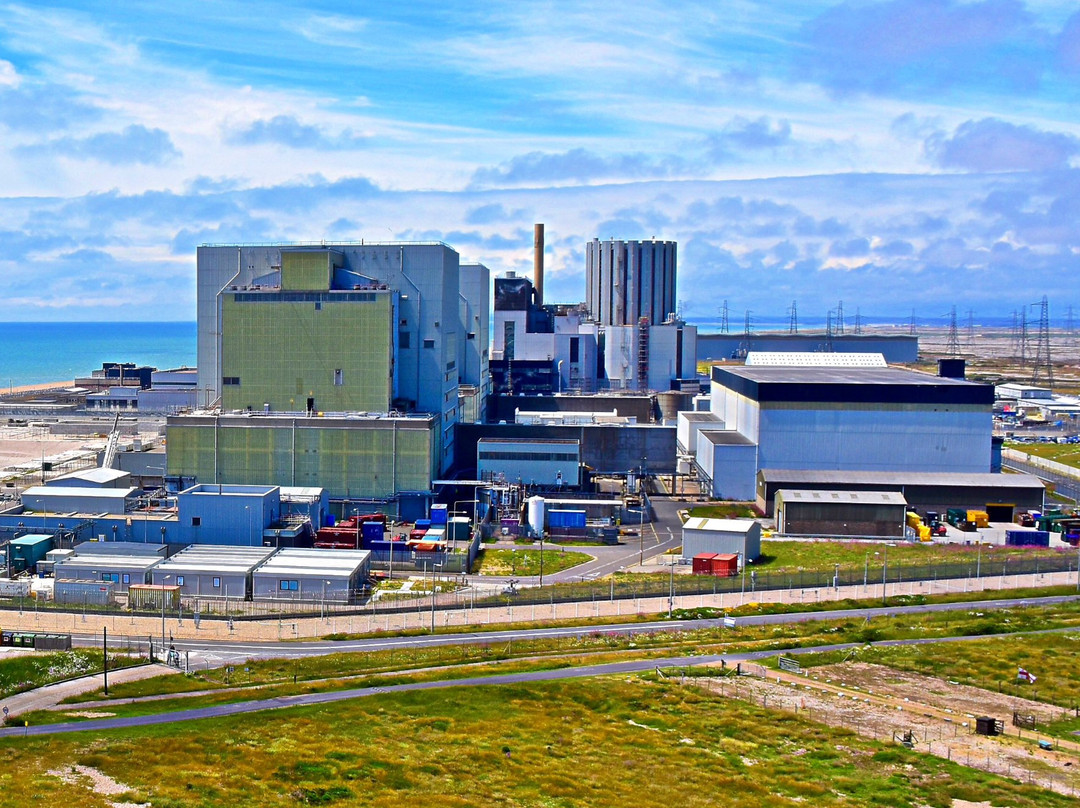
[697,661,1080,798]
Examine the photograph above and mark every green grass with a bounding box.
[752,539,1066,573]
[794,631,1080,711]
[0,650,142,699]
[3,677,1076,807]
[686,502,763,519]
[471,548,592,576]
[1006,441,1080,469]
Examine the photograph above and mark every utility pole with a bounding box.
[1032,295,1053,389]
[945,306,960,357]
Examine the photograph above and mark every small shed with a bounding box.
[681,518,761,565]
[150,545,277,599]
[21,485,137,515]
[975,717,1003,736]
[775,489,907,537]
[252,548,372,604]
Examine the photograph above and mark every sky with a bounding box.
[1,1,1079,326]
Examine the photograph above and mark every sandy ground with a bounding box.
[47,763,150,807]
[695,661,1080,798]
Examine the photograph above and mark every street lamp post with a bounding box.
[668,557,675,617]
[160,574,172,656]
[538,531,545,587]
[430,562,443,633]
[863,552,869,591]
[881,546,888,605]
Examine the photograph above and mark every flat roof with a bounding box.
[22,486,137,499]
[155,545,277,575]
[760,469,1046,490]
[51,468,130,485]
[683,517,759,533]
[254,548,371,578]
[56,555,162,572]
[10,534,52,545]
[477,438,580,445]
[713,365,993,406]
[680,412,722,422]
[745,352,887,367]
[775,489,908,506]
[699,430,756,446]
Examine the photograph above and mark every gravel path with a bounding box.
[1,663,177,720]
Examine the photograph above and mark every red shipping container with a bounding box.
[711,553,739,577]
[692,553,718,575]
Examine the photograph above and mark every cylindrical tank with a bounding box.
[527,496,546,537]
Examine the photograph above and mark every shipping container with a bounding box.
[946,508,967,527]
[967,510,990,528]
[415,519,432,530]
[126,584,180,610]
[409,528,428,542]
[548,509,587,529]
[1005,530,1051,547]
[448,517,471,543]
[54,580,116,607]
[692,553,717,575]
[710,553,740,576]
[9,534,53,573]
[430,504,448,526]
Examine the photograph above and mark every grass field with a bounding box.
[0,650,140,699]
[753,539,1066,572]
[4,677,1075,807]
[1006,441,1080,469]
[686,503,763,519]
[471,548,591,576]
[793,631,1080,711]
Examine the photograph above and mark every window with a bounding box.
[191,517,201,527]
[314,301,322,311]
[176,576,185,586]
[122,573,130,584]
[334,369,344,386]
[222,377,240,386]
[213,577,221,588]
[279,579,299,591]
[467,332,476,340]
[399,331,410,349]
[423,338,435,349]
[570,337,580,363]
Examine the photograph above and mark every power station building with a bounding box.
[585,238,677,327]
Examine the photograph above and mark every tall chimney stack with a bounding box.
[533,223,544,306]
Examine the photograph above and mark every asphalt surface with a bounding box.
[11,616,1080,739]
[1004,456,1080,502]
[79,593,1080,667]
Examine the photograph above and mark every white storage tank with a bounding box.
[527,496,546,537]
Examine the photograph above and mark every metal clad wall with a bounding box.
[697,334,919,363]
[757,408,991,473]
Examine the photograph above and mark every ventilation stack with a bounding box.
[533,223,544,306]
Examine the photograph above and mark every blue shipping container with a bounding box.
[430,504,448,525]
[362,522,384,540]
[548,510,587,529]
[415,519,432,530]
[1006,530,1050,547]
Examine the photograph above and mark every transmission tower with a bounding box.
[854,307,862,335]
[737,310,752,359]
[909,309,917,335]
[719,300,730,334]
[788,300,798,335]
[945,306,961,357]
[835,300,845,336]
[1032,296,1054,388]
[824,311,835,352]
[1020,313,1029,364]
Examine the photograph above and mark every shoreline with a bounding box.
[2,380,76,396]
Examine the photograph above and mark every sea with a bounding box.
[0,321,197,389]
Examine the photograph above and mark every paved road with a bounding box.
[11,618,1080,739]
[1004,457,1080,502]
[84,593,1080,667]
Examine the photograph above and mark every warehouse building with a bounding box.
[681,518,761,565]
[20,485,137,516]
[150,545,277,599]
[774,489,907,537]
[693,354,996,500]
[697,333,918,363]
[252,548,371,603]
[757,470,1045,519]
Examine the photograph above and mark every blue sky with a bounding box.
[1,1,1079,324]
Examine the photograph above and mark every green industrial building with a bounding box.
[166,413,438,518]
[221,251,395,414]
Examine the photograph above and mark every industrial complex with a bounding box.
[0,224,1064,613]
